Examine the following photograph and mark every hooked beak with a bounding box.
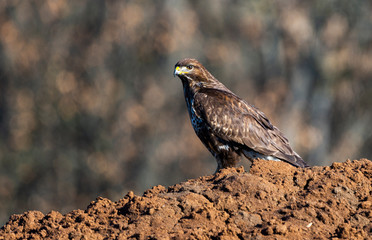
[174,66,181,77]
[174,66,189,77]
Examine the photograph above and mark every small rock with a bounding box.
[274,224,287,235]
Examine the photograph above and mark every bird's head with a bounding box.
[174,58,217,88]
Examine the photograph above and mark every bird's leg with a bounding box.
[214,151,241,174]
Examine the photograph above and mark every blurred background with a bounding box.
[0,0,371,226]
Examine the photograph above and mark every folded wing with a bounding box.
[193,88,308,168]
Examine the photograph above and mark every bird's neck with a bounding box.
[181,76,232,97]
[182,79,198,99]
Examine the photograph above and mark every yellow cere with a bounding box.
[175,66,188,75]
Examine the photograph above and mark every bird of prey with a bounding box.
[174,58,308,171]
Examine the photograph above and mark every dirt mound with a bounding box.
[1,159,371,239]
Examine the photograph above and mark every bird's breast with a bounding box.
[184,95,204,135]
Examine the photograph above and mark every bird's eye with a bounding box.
[186,65,193,70]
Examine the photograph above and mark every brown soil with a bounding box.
[1,159,371,239]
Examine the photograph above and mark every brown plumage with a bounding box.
[174,58,308,171]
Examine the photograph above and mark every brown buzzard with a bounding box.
[174,58,308,171]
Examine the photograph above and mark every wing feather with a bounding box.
[193,88,307,167]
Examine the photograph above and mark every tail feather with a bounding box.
[242,149,309,168]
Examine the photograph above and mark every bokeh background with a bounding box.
[0,0,371,226]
